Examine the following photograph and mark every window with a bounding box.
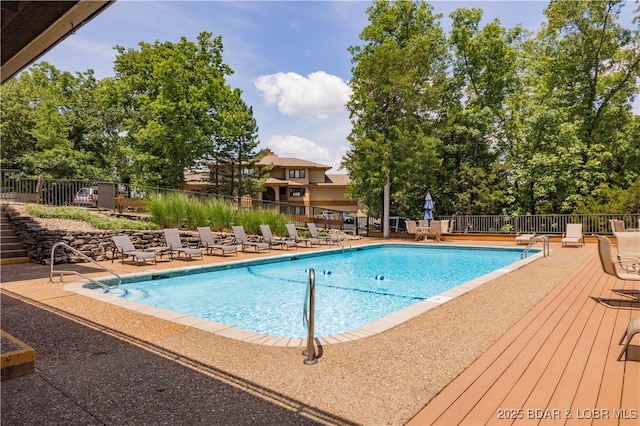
[290,206,306,215]
[289,188,305,197]
[289,169,305,179]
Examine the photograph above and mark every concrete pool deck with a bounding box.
[1,237,630,424]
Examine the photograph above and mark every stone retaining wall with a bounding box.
[2,205,204,264]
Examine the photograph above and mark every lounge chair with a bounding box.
[232,226,270,252]
[515,232,535,245]
[561,223,584,247]
[614,232,640,273]
[406,220,427,241]
[306,222,331,244]
[163,228,204,260]
[197,226,237,256]
[285,223,318,247]
[260,224,297,250]
[111,235,157,265]
[618,316,640,361]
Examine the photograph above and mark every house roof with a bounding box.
[324,174,350,185]
[256,151,331,170]
[264,178,305,187]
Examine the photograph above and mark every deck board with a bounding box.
[407,251,640,426]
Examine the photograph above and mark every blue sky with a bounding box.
[35,0,639,173]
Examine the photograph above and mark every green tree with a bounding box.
[0,63,113,179]
[208,88,266,197]
[343,0,447,235]
[112,31,235,188]
[515,0,640,213]
[437,8,525,215]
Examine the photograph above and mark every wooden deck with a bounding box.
[408,251,639,426]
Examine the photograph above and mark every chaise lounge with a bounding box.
[111,235,157,265]
[197,226,237,257]
[163,228,204,260]
[561,223,584,247]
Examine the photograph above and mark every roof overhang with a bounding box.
[1,0,114,84]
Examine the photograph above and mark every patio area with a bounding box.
[1,238,638,425]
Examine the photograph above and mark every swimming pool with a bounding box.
[71,243,540,343]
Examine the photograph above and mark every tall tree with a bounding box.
[0,63,113,179]
[438,8,525,215]
[208,88,265,197]
[515,0,640,213]
[343,0,447,236]
[112,31,234,188]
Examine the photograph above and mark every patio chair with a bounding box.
[111,235,157,265]
[306,222,332,244]
[596,235,640,302]
[561,223,584,247]
[618,316,640,361]
[515,232,535,245]
[596,234,640,278]
[614,232,640,273]
[610,219,626,235]
[426,220,442,242]
[232,226,270,252]
[260,224,297,250]
[197,226,237,257]
[286,223,319,247]
[406,220,428,241]
[163,228,204,260]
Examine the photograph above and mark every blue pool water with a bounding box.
[104,244,530,338]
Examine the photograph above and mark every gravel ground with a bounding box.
[1,203,595,424]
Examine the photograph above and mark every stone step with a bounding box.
[0,248,29,259]
[0,256,31,265]
[1,235,21,244]
[1,242,23,251]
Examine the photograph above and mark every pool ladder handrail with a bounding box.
[522,235,550,259]
[302,268,317,365]
[329,229,352,251]
[49,242,121,291]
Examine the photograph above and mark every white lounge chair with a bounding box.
[197,226,237,256]
[595,235,640,301]
[260,224,297,250]
[515,232,535,245]
[232,226,270,252]
[561,223,584,247]
[111,235,157,265]
[163,228,204,260]
[285,224,318,247]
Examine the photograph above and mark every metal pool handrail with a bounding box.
[49,242,121,291]
[302,268,317,365]
[522,235,549,259]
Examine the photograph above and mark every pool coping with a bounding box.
[64,243,546,347]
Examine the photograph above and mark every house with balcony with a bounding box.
[255,150,357,217]
[184,150,358,218]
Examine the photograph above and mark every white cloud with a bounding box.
[254,71,351,119]
[268,135,331,163]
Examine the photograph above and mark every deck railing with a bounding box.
[437,214,639,235]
